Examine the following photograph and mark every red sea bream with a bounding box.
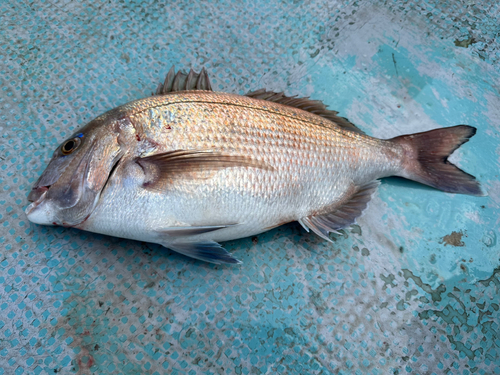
[26,68,483,264]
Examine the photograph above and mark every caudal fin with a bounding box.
[391,125,484,196]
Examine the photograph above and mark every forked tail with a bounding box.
[391,125,484,196]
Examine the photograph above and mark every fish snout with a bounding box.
[25,189,57,225]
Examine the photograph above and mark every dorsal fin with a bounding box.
[155,66,212,95]
[155,67,363,134]
[245,89,364,134]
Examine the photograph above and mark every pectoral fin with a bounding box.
[137,150,271,192]
[166,241,242,265]
[299,181,380,242]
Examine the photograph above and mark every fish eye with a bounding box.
[61,137,81,155]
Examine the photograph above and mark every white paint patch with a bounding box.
[464,210,482,224]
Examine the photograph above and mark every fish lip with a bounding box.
[25,189,48,216]
[28,185,50,202]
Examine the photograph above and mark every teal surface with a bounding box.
[1,1,500,374]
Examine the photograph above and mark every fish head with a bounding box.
[26,115,125,227]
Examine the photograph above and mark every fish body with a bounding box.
[26,68,483,264]
[79,92,397,242]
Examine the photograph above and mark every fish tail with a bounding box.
[391,125,484,196]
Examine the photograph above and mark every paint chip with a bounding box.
[440,231,465,247]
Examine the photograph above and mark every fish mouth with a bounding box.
[26,183,56,222]
[25,189,50,221]
[28,185,51,203]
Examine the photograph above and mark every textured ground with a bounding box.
[1,0,499,374]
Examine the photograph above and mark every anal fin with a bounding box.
[300,181,380,242]
[167,241,242,265]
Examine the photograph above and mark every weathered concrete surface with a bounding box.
[0,0,499,373]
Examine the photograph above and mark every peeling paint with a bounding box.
[440,231,466,247]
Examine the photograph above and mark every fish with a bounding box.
[26,67,484,264]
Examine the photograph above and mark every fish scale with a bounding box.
[26,72,483,264]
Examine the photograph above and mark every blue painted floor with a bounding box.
[1,1,499,374]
